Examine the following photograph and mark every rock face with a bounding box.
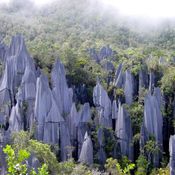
[115,102,133,160]
[93,80,112,128]
[0,43,7,63]
[141,88,163,167]
[112,100,118,119]
[169,135,175,175]
[114,63,123,88]
[124,70,133,105]
[88,45,114,63]
[97,128,106,164]
[0,35,174,171]
[34,74,52,141]
[0,35,35,119]
[139,69,148,92]
[78,132,93,165]
[51,59,73,116]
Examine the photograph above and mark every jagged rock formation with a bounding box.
[78,132,93,165]
[112,100,118,119]
[93,80,112,128]
[114,63,123,88]
[115,102,133,160]
[88,45,114,63]
[169,135,175,175]
[97,128,106,164]
[141,88,163,167]
[51,59,73,116]
[124,70,133,105]
[0,35,175,173]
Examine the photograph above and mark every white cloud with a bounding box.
[103,0,175,18]
[0,0,54,6]
[1,0,175,18]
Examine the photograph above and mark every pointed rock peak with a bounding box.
[52,59,65,76]
[71,103,77,114]
[84,131,89,140]
[80,103,91,123]
[22,65,36,84]
[45,96,64,123]
[38,72,49,87]
[79,131,93,165]
[8,34,27,57]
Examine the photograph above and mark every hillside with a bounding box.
[0,0,175,174]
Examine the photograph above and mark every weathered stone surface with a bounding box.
[101,60,115,72]
[114,63,123,88]
[140,124,148,150]
[93,80,112,128]
[9,102,23,132]
[0,35,36,120]
[60,122,71,161]
[139,69,148,91]
[21,66,36,100]
[88,46,114,63]
[34,74,52,141]
[149,71,155,92]
[97,128,106,164]
[79,132,93,165]
[77,103,91,156]
[142,88,163,167]
[115,102,133,160]
[28,154,40,173]
[80,103,91,123]
[0,43,7,63]
[169,135,175,175]
[43,96,64,144]
[73,84,88,104]
[112,100,118,119]
[51,59,72,116]
[124,70,133,105]
[67,103,79,146]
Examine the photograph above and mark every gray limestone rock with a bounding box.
[142,88,163,167]
[67,103,80,145]
[78,132,93,165]
[124,70,133,105]
[51,59,72,116]
[149,72,155,92]
[139,69,148,91]
[43,95,64,144]
[34,74,52,141]
[9,102,23,132]
[114,63,123,88]
[93,80,112,128]
[0,35,35,119]
[115,102,133,160]
[169,135,175,175]
[97,128,106,164]
[60,122,71,161]
[112,100,118,119]
[80,103,91,123]
[0,43,7,63]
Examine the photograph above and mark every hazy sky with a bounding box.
[0,0,55,5]
[1,0,175,18]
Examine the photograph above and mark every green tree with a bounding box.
[3,145,48,175]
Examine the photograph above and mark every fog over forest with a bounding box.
[0,0,175,175]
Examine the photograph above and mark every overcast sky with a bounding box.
[1,0,175,18]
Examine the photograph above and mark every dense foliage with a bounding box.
[1,0,175,174]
